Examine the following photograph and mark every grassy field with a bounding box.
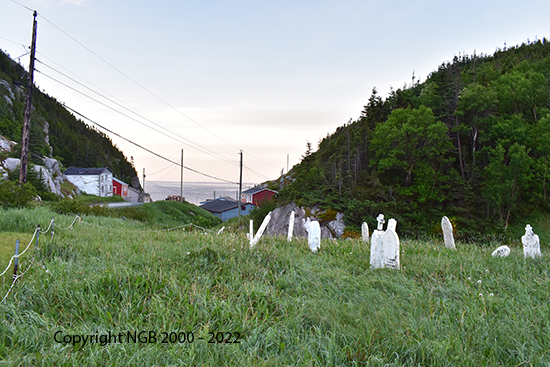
[0,206,548,366]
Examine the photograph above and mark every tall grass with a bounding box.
[0,209,548,365]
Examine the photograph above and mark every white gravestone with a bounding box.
[370,214,385,269]
[387,218,397,232]
[247,220,254,243]
[304,218,321,253]
[492,245,511,257]
[522,224,541,259]
[287,210,295,242]
[383,222,400,269]
[362,222,369,243]
[250,212,272,248]
[441,216,456,249]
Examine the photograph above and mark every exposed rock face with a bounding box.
[0,157,77,197]
[265,203,346,239]
[0,135,16,152]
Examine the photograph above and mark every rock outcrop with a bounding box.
[0,157,78,198]
[265,203,346,239]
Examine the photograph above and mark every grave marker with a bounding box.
[441,216,455,249]
[370,214,385,269]
[250,212,272,248]
[304,219,321,253]
[361,222,369,243]
[383,224,400,269]
[287,210,295,242]
[492,245,511,257]
[522,224,541,259]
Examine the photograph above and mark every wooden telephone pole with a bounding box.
[238,150,243,217]
[180,149,184,202]
[19,11,38,185]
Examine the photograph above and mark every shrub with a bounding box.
[0,180,37,208]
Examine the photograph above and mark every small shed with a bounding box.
[200,198,256,221]
[241,187,277,206]
[64,167,113,197]
[112,177,129,198]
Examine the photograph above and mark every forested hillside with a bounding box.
[278,39,550,237]
[0,50,139,187]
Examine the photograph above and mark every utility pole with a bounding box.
[19,11,38,185]
[143,168,146,192]
[180,149,184,202]
[238,150,243,217]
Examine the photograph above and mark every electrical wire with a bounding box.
[60,103,238,184]
[10,0,33,12]
[9,2,276,182]
[35,62,239,167]
[35,11,244,154]
[0,36,27,47]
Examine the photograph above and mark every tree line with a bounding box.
[277,39,550,237]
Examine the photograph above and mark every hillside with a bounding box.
[0,50,139,187]
[0,207,548,365]
[277,39,550,237]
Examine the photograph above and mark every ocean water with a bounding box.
[146,181,257,205]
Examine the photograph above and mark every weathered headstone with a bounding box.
[383,224,400,269]
[287,210,295,242]
[217,226,225,235]
[304,218,321,253]
[361,222,369,243]
[492,245,511,257]
[250,212,272,248]
[522,224,541,259]
[370,214,385,269]
[248,220,254,243]
[441,216,455,249]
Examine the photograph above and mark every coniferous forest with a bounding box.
[277,39,550,237]
[0,50,139,186]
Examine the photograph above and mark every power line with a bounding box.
[0,36,27,47]
[10,0,34,12]
[9,3,275,182]
[243,164,270,180]
[36,11,244,154]
[37,63,275,181]
[61,104,238,184]
[35,60,239,167]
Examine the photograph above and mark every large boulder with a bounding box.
[265,203,346,239]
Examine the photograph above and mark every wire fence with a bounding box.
[0,214,224,303]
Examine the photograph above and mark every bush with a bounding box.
[0,180,37,208]
[50,197,108,216]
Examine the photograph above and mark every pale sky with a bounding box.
[2,0,550,185]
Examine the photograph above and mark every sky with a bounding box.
[1,0,550,187]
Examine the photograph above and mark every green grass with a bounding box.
[0,207,548,365]
[46,196,222,230]
[113,201,222,229]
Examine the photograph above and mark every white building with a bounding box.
[64,167,113,197]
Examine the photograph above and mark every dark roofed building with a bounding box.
[200,197,256,221]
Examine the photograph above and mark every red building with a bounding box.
[112,177,129,198]
[241,187,277,206]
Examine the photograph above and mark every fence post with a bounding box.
[35,225,40,249]
[50,216,55,240]
[13,239,19,280]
